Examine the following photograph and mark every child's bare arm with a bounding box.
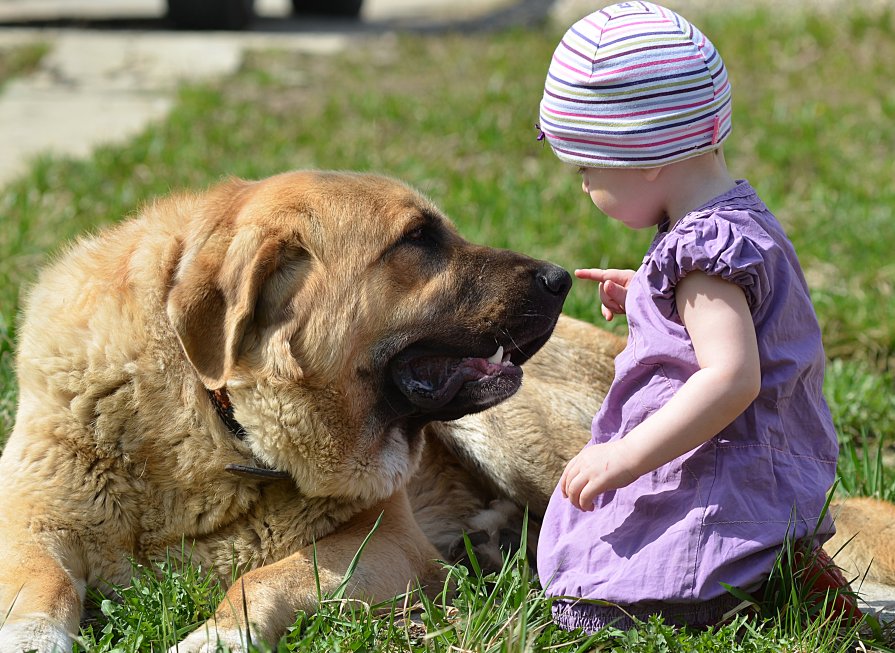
[562,271,760,510]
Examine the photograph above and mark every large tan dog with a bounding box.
[0,169,588,652]
[0,171,891,652]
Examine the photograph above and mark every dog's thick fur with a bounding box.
[0,171,890,651]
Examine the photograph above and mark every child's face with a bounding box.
[580,166,665,230]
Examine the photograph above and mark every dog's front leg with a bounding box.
[0,534,83,653]
[171,490,444,653]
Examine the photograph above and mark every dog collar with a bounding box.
[207,388,291,481]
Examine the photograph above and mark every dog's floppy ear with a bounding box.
[167,223,308,389]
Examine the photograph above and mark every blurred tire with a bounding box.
[291,0,363,18]
[167,0,255,30]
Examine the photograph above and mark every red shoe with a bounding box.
[794,547,863,624]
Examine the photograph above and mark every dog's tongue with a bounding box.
[391,352,520,411]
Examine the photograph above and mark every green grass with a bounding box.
[71,531,893,652]
[76,553,224,651]
[1,3,894,651]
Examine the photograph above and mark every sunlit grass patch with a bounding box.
[72,531,895,652]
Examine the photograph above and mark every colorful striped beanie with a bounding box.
[539,2,732,168]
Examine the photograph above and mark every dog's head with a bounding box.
[166,171,570,502]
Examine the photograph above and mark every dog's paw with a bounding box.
[446,499,536,574]
[0,618,72,653]
[169,625,248,653]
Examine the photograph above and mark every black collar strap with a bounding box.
[207,388,290,481]
[208,387,248,440]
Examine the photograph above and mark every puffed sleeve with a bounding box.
[646,213,770,321]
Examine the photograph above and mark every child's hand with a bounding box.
[575,268,634,321]
[560,440,643,511]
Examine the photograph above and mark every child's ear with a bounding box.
[641,167,663,182]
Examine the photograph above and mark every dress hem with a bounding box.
[551,594,747,633]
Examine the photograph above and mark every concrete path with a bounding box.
[860,580,895,630]
[0,27,344,182]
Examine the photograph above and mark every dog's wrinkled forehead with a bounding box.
[237,171,448,252]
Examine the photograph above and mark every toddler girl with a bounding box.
[535,1,841,631]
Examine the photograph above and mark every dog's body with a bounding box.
[0,171,890,652]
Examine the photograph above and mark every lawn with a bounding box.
[0,2,894,651]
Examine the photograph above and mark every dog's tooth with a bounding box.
[487,345,504,365]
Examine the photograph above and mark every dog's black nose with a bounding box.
[537,264,572,297]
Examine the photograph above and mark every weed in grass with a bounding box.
[838,434,895,502]
[75,550,224,652]
[0,41,49,90]
[825,359,895,445]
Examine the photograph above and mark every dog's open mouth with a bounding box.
[391,344,522,413]
[388,326,558,420]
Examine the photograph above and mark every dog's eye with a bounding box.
[405,228,425,242]
[400,226,434,247]
[382,218,444,262]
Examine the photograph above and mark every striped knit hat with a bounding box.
[539,2,732,168]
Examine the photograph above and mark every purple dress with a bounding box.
[537,181,839,631]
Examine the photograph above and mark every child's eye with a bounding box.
[577,167,587,175]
